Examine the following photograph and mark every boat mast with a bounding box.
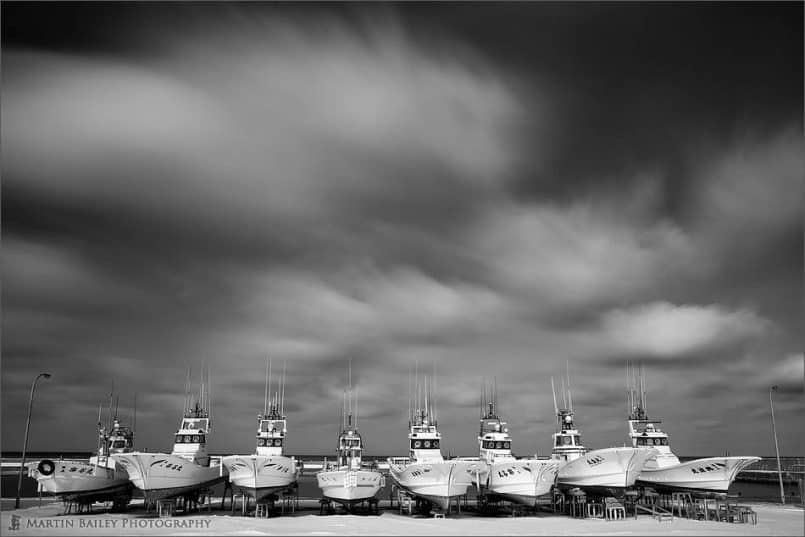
[199,363,204,413]
[408,365,412,427]
[432,361,437,425]
[481,378,485,419]
[566,361,573,412]
[281,360,287,416]
[424,374,429,419]
[264,356,270,416]
[209,363,214,424]
[342,389,347,431]
[626,361,631,416]
[97,402,104,458]
[415,360,419,422]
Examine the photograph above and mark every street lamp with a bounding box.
[769,385,785,505]
[15,372,51,509]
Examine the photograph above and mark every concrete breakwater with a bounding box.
[734,457,804,484]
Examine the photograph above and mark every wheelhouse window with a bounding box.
[182,418,209,431]
[260,421,282,433]
[573,436,581,445]
[175,434,205,444]
[411,439,439,449]
[562,436,572,446]
[257,438,266,447]
[340,438,360,449]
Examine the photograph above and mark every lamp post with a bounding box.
[15,372,51,509]
[769,385,785,505]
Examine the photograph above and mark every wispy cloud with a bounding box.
[600,302,770,358]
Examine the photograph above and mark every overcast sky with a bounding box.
[2,3,802,458]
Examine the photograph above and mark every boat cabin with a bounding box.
[96,418,134,462]
[336,429,364,470]
[551,409,586,462]
[106,421,134,454]
[477,402,514,463]
[171,402,211,465]
[628,412,673,455]
[256,407,287,455]
[408,411,444,463]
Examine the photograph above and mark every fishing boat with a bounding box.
[316,363,384,510]
[551,371,656,495]
[222,359,299,502]
[473,382,559,506]
[112,368,226,502]
[387,370,479,511]
[626,363,760,496]
[27,396,135,508]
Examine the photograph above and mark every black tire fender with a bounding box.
[37,460,55,476]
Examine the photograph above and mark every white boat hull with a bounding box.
[486,459,560,506]
[112,452,226,502]
[388,460,477,510]
[221,455,298,501]
[558,447,656,493]
[27,460,132,503]
[637,456,760,494]
[316,469,383,506]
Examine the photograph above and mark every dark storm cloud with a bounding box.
[2,2,802,457]
[422,3,803,206]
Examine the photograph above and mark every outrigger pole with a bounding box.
[107,387,114,431]
[183,368,191,415]
[551,377,559,416]
[566,361,573,412]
